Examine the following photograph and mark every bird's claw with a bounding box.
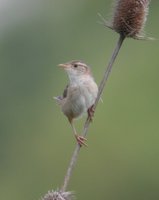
[75,135,87,147]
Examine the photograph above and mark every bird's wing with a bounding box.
[62,84,69,98]
[54,84,69,106]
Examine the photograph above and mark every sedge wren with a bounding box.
[54,60,98,146]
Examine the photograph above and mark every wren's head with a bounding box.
[58,60,92,83]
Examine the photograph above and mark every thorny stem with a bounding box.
[61,34,125,192]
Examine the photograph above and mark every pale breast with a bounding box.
[80,79,98,109]
[62,78,98,120]
[62,86,86,119]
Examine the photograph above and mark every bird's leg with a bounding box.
[87,105,95,122]
[70,120,87,147]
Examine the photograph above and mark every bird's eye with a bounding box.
[73,64,78,68]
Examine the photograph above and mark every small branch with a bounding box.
[60,34,125,192]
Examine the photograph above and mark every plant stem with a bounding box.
[61,144,81,192]
[60,34,125,192]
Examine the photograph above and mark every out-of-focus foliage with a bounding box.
[0,1,159,200]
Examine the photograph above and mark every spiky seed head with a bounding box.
[112,0,150,39]
[41,190,75,200]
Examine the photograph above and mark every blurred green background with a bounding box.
[1,0,159,200]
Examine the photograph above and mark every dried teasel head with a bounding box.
[112,0,150,39]
[41,190,75,200]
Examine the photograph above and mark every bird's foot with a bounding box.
[87,105,95,122]
[75,135,87,147]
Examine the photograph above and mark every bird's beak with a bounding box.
[58,63,68,69]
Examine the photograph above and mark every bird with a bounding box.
[54,60,98,146]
